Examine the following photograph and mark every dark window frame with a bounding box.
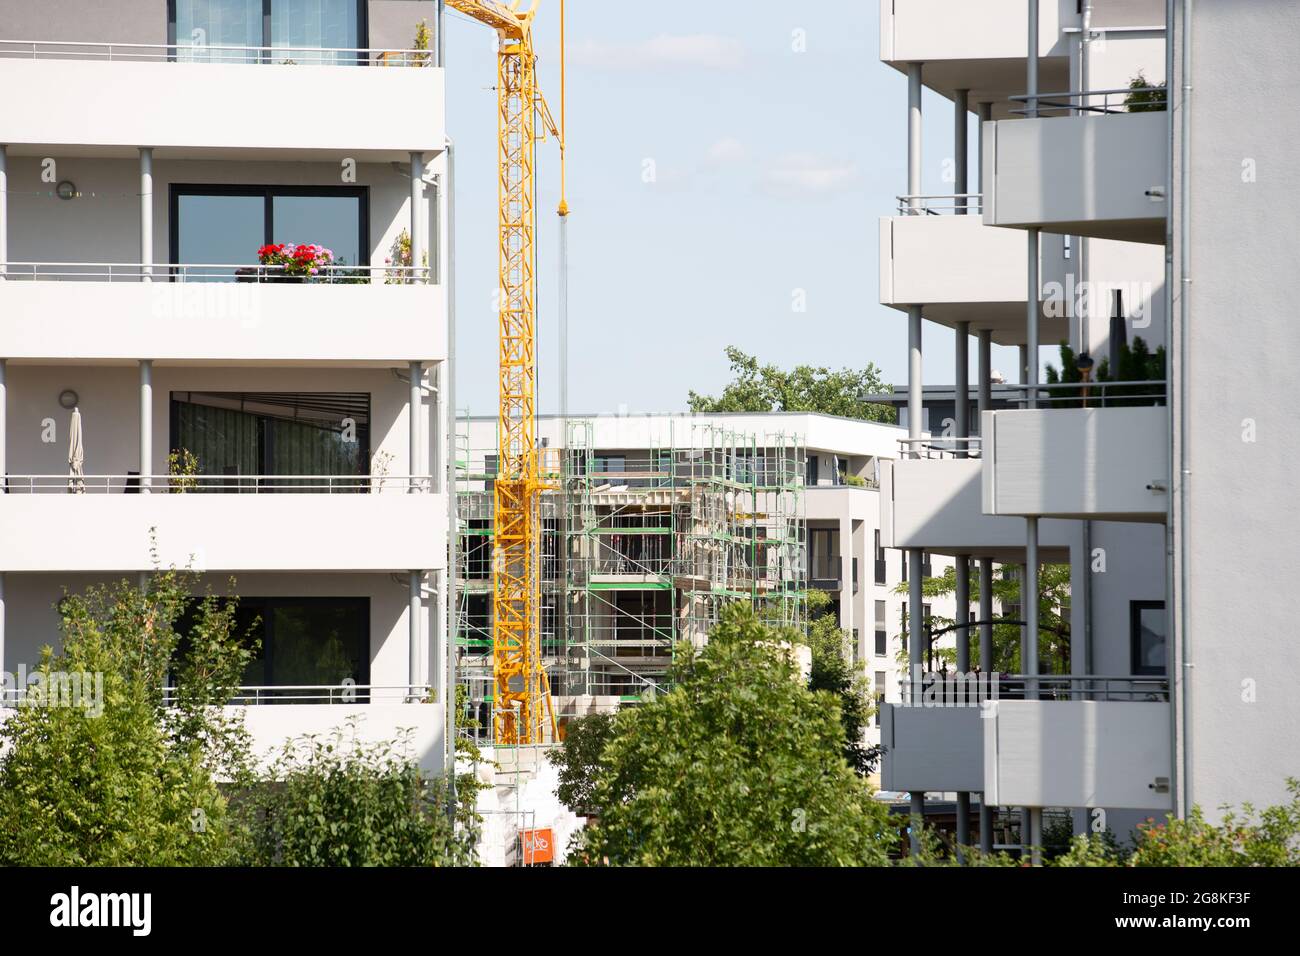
[168,183,370,273]
[167,0,369,61]
[1130,599,1167,676]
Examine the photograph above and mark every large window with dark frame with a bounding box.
[1130,600,1167,676]
[169,391,370,490]
[170,184,369,281]
[176,596,369,696]
[168,0,367,63]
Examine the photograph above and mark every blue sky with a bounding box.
[443,0,1021,417]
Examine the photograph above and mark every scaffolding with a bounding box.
[454,418,806,736]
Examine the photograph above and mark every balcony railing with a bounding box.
[898,673,1169,705]
[0,40,435,67]
[3,474,434,494]
[1,683,434,708]
[1010,87,1167,117]
[896,193,983,216]
[1007,379,1167,408]
[0,262,431,284]
[896,436,983,460]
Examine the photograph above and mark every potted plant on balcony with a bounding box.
[257,242,334,282]
[384,229,428,284]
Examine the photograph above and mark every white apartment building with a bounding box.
[877,0,1175,856]
[456,411,955,781]
[880,0,1300,858]
[0,0,451,770]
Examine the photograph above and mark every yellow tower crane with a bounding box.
[446,0,564,744]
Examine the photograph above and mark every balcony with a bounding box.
[880,701,984,793]
[982,93,1168,243]
[0,264,442,365]
[882,674,1172,803]
[984,697,1172,810]
[982,404,1168,521]
[0,42,443,159]
[879,444,1074,561]
[880,0,1074,115]
[0,477,445,572]
[879,198,1069,345]
[2,686,445,773]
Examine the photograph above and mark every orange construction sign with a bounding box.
[519,827,554,865]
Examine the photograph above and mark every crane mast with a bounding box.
[446,0,558,744]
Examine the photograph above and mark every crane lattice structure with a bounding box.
[447,0,561,744]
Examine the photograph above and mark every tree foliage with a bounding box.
[244,723,482,867]
[806,590,879,776]
[0,563,256,866]
[0,561,481,867]
[573,605,897,866]
[549,713,616,819]
[688,346,896,423]
[893,562,1071,674]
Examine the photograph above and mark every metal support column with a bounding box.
[139,360,152,493]
[410,570,423,699]
[410,152,425,281]
[954,89,969,213]
[0,144,7,279]
[409,361,422,492]
[140,148,153,281]
[978,555,994,852]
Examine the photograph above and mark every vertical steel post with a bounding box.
[139,360,152,493]
[954,89,969,213]
[140,148,153,281]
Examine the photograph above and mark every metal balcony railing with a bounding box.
[0,262,432,284]
[896,436,983,460]
[0,40,435,67]
[1008,379,1167,408]
[896,673,1169,705]
[2,683,434,708]
[3,474,434,494]
[896,193,983,216]
[1010,86,1167,117]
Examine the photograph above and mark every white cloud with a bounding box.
[758,153,861,199]
[572,34,745,71]
[705,137,748,166]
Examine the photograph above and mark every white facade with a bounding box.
[877,0,1176,854]
[0,0,449,770]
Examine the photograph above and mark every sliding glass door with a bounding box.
[171,184,368,280]
[170,1,366,63]
[170,391,370,490]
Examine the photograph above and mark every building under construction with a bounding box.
[455,416,807,733]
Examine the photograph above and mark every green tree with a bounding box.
[0,562,257,866]
[1124,71,1166,112]
[574,604,897,866]
[549,713,617,819]
[893,563,1071,674]
[806,590,878,776]
[244,722,482,867]
[688,346,896,423]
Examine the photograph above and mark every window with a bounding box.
[835,456,848,485]
[179,597,369,692]
[462,594,491,655]
[170,184,369,281]
[810,528,840,586]
[874,670,887,727]
[593,455,626,477]
[461,519,492,579]
[1130,601,1166,675]
[874,600,887,656]
[874,530,886,584]
[922,551,933,578]
[169,1,367,63]
[852,628,861,666]
[852,557,859,594]
[170,391,370,488]
[805,454,819,487]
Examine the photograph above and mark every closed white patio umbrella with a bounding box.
[67,407,85,494]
